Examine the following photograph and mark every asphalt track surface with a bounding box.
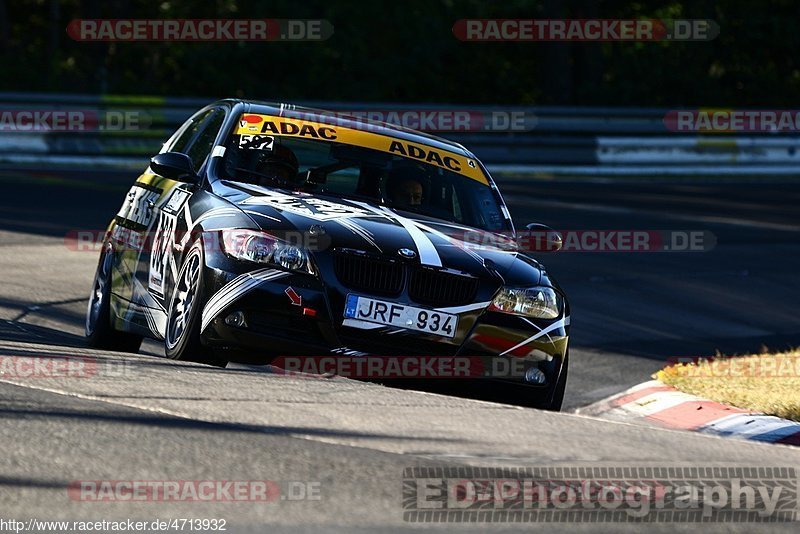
[1,166,799,531]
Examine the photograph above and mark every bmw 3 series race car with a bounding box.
[85,100,570,410]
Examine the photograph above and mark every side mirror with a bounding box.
[150,152,199,183]
[524,223,563,252]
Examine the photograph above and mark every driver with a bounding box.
[253,144,299,186]
[389,178,423,207]
[387,163,425,208]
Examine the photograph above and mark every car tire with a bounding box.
[85,244,144,353]
[165,239,227,367]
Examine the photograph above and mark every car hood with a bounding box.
[217,181,542,284]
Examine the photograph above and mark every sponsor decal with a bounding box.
[148,210,177,296]
[109,226,145,251]
[285,287,302,306]
[116,184,162,228]
[388,140,461,172]
[234,114,489,184]
[162,188,191,214]
[239,134,275,150]
[201,269,290,332]
[241,114,263,126]
[241,190,372,221]
[258,120,337,140]
[114,184,189,296]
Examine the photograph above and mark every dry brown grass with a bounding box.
[655,350,800,421]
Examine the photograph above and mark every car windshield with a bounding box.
[219,120,511,232]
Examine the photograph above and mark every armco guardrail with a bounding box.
[1,93,799,176]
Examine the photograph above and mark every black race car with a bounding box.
[85,100,570,410]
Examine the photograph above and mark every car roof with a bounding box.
[216,99,476,159]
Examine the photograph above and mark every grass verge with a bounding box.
[655,350,800,422]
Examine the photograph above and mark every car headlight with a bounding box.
[221,229,314,275]
[489,287,562,319]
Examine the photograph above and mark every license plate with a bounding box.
[344,295,458,338]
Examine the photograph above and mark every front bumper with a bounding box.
[199,258,569,388]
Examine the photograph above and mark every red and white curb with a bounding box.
[577,380,800,446]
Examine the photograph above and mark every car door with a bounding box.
[113,106,227,338]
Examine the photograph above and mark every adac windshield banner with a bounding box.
[234,113,489,185]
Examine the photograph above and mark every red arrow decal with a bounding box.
[285,287,302,306]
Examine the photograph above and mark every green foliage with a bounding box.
[0,0,797,105]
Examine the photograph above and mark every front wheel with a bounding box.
[85,244,143,353]
[164,240,226,367]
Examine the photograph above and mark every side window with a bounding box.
[473,187,505,231]
[164,109,214,154]
[186,110,225,171]
[161,108,225,171]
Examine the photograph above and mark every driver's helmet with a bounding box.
[254,144,299,184]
